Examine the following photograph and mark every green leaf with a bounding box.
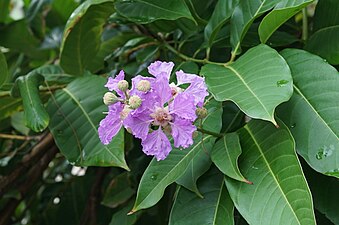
[0,95,22,121]
[109,201,141,225]
[12,73,49,132]
[131,100,222,212]
[305,26,339,65]
[176,100,223,196]
[204,0,237,46]
[201,44,293,126]
[225,119,316,225]
[259,0,312,43]
[47,75,129,169]
[313,0,339,32]
[0,0,10,23]
[211,133,250,184]
[304,164,339,224]
[60,0,116,75]
[11,112,30,135]
[170,168,234,225]
[230,0,280,53]
[114,0,196,24]
[221,102,245,133]
[0,52,9,88]
[278,49,339,177]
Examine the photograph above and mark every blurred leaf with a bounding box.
[211,133,250,184]
[51,0,79,23]
[47,75,129,169]
[102,172,135,208]
[60,0,116,75]
[26,0,51,22]
[304,164,339,224]
[259,0,312,43]
[41,27,63,50]
[109,201,141,225]
[313,0,339,32]
[204,0,237,46]
[0,52,9,88]
[131,100,222,212]
[278,49,339,178]
[170,167,234,225]
[11,112,30,135]
[201,44,293,126]
[31,64,74,84]
[12,73,49,132]
[0,95,22,121]
[115,0,196,24]
[176,101,222,196]
[225,119,316,225]
[0,0,10,23]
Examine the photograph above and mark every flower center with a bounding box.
[151,107,172,126]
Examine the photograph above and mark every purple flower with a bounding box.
[141,129,172,161]
[105,70,125,97]
[148,61,174,80]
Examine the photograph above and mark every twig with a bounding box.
[0,133,41,141]
[302,8,308,41]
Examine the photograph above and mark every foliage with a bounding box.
[0,0,338,224]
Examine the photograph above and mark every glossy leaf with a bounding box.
[230,0,280,53]
[313,0,339,32]
[211,133,250,184]
[115,0,195,24]
[279,49,339,177]
[0,52,9,88]
[170,168,234,225]
[131,100,222,212]
[225,119,316,225]
[60,0,116,75]
[204,0,237,46]
[201,44,293,126]
[176,101,223,196]
[12,73,49,132]
[305,26,339,65]
[47,76,129,169]
[259,0,312,43]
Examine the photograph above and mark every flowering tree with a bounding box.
[0,0,338,224]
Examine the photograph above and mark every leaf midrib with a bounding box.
[62,88,124,165]
[223,135,245,182]
[135,135,212,210]
[244,125,301,225]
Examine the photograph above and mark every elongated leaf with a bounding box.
[225,119,316,225]
[47,76,128,169]
[170,168,234,225]
[259,0,312,43]
[204,0,237,46]
[114,0,195,24]
[12,73,49,132]
[176,101,222,196]
[313,0,339,32]
[0,52,9,88]
[230,0,280,53]
[0,96,22,121]
[131,100,222,212]
[305,26,339,65]
[60,0,115,75]
[304,163,339,224]
[278,49,339,177]
[201,44,293,126]
[211,133,250,184]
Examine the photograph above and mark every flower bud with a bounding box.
[137,80,151,92]
[103,92,119,105]
[117,80,129,91]
[196,107,208,119]
[128,95,142,109]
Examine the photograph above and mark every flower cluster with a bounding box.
[98,61,208,160]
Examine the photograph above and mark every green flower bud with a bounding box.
[196,107,208,119]
[128,95,142,109]
[137,80,151,92]
[117,80,129,91]
[103,92,119,105]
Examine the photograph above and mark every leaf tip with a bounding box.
[244,179,253,185]
[127,209,136,215]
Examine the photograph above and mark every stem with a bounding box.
[0,85,65,97]
[302,8,308,41]
[0,133,41,141]
[163,43,225,66]
[197,127,223,138]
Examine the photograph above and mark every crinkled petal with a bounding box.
[154,76,172,106]
[170,117,196,148]
[176,70,208,107]
[98,103,124,145]
[141,129,172,161]
[124,112,152,140]
[148,61,174,80]
[130,75,156,98]
[169,92,197,121]
[105,70,125,97]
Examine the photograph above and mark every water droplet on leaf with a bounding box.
[151,174,158,181]
[290,123,296,128]
[276,80,289,87]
